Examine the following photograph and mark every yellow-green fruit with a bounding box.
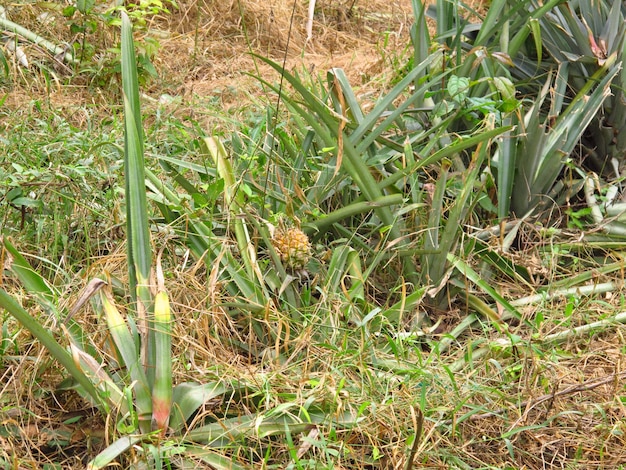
[272,227,312,270]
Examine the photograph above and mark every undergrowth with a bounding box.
[1,0,626,469]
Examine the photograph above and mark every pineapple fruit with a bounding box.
[271,226,312,271]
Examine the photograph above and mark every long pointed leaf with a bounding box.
[100,289,152,432]
[121,11,156,387]
[0,289,103,406]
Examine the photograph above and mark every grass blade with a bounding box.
[448,253,532,328]
[3,237,57,316]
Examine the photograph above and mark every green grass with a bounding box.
[0,103,120,243]
[2,97,626,468]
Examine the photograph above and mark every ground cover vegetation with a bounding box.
[1,0,626,468]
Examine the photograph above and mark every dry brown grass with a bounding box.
[3,246,626,467]
[1,0,415,115]
[155,0,413,95]
[6,239,626,468]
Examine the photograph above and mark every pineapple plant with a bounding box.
[524,0,626,174]
[271,221,312,271]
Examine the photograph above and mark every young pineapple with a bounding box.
[272,225,312,271]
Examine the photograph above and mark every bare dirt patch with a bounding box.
[2,0,416,115]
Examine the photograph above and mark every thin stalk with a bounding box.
[539,311,626,344]
[449,311,626,373]
[0,18,77,65]
[510,282,617,309]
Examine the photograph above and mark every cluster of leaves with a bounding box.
[1,13,359,468]
[0,0,174,87]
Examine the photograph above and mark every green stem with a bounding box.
[0,17,77,64]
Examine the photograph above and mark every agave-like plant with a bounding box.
[531,0,626,173]
[502,55,619,217]
[249,1,524,316]
[429,0,623,220]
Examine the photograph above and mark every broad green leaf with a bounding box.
[169,382,237,432]
[493,76,515,102]
[76,0,95,14]
[87,435,143,470]
[448,75,469,102]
